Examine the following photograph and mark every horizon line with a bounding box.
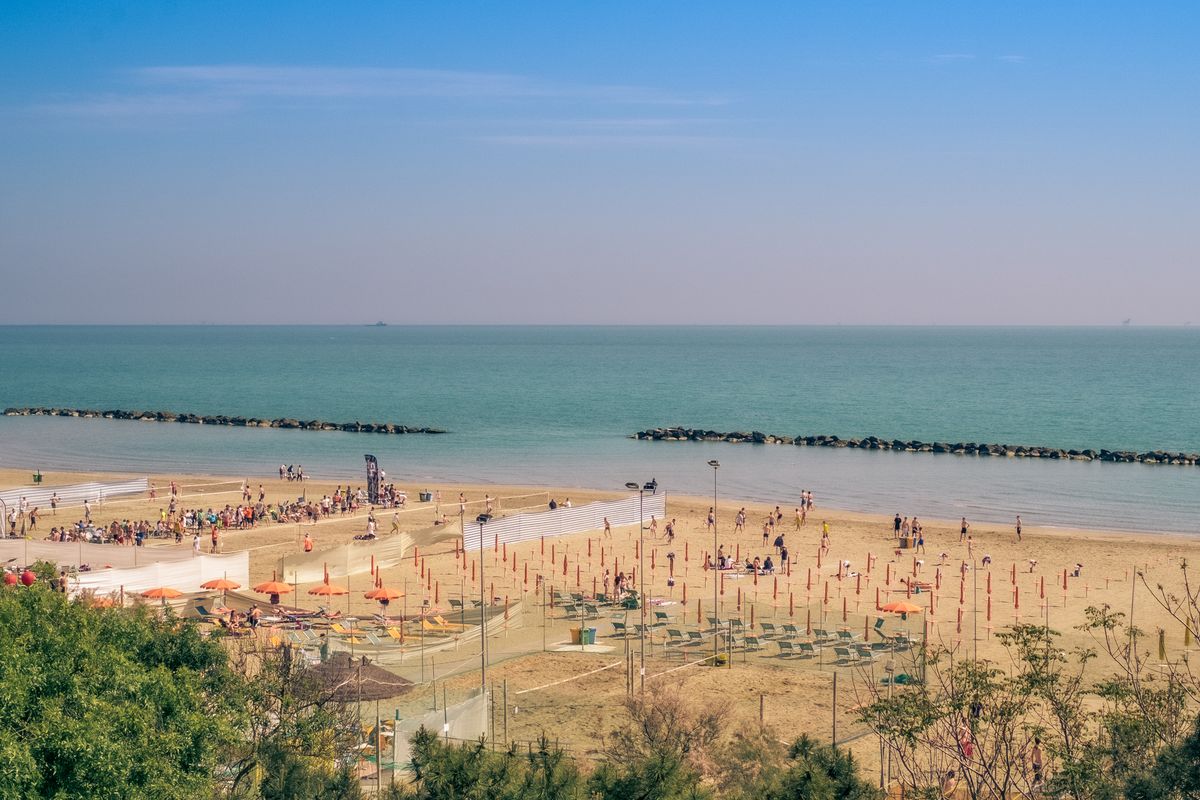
[0,322,1190,329]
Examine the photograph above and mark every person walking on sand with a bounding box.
[796,507,805,530]
[894,513,902,538]
[735,508,746,533]
[390,512,400,535]
[706,507,715,532]
[603,517,612,538]
[762,519,771,547]
[303,531,314,552]
[1015,515,1023,542]
[192,533,201,555]
[665,518,676,544]
[960,517,969,543]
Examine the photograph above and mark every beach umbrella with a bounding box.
[142,586,183,599]
[201,577,241,591]
[254,571,292,596]
[202,576,241,608]
[309,583,349,596]
[306,653,414,702]
[881,600,923,621]
[364,586,403,601]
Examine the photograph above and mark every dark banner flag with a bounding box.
[364,454,380,504]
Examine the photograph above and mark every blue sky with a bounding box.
[1,2,1197,324]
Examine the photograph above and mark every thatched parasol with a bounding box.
[306,652,414,702]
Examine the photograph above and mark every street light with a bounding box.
[624,480,654,693]
[476,513,493,713]
[707,460,720,662]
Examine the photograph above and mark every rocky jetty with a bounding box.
[632,427,1200,466]
[3,407,446,435]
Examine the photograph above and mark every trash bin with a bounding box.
[570,628,583,645]
[585,627,598,645]
[419,491,432,502]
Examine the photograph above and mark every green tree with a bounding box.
[0,583,242,799]
[223,646,364,800]
[400,728,585,800]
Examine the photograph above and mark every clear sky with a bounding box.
[1,2,1196,324]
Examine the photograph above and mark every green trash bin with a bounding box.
[584,627,598,645]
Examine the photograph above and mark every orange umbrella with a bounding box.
[309,582,349,596]
[142,587,183,599]
[201,578,241,590]
[365,586,404,600]
[881,600,923,614]
[254,571,292,595]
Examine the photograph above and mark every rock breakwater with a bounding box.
[4,407,446,435]
[632,427,1200,466]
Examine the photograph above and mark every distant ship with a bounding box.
[372,321,387,327]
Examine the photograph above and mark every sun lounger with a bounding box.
[194,605,224,623]
[759,622,779,638]
[833,646,859,665]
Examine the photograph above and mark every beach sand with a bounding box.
[2,465,1193,772]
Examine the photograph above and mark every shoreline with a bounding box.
[1,463,1189,545]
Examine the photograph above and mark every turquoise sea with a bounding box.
[1,326,1198,534]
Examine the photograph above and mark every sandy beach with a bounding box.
[2,465,1195,771]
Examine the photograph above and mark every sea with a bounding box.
[1,326,1198,534]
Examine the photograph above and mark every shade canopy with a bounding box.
[305,653,414,702]
[364,586,403,600]
[142,587,183,599]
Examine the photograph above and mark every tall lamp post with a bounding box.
[624,480,654,693]
[476,513,493,714]
[707,460,720,661]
